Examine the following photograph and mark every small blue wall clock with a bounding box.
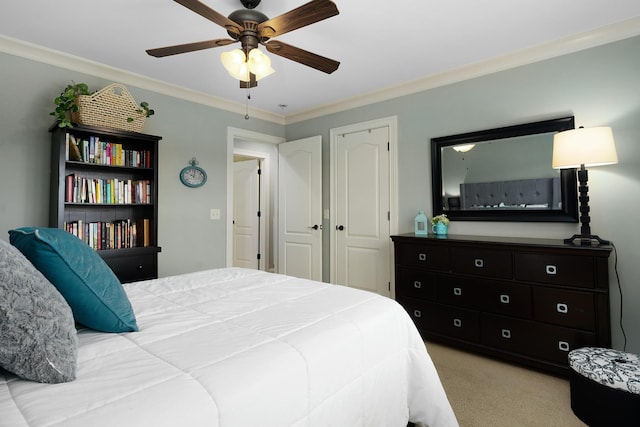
[179,157,207,188]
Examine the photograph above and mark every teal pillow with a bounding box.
[9,227,138,333]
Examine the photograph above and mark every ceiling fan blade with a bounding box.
[146,39,237,57]
[258,0,338,39]
[265,40,339,74]
[174,0,243,35]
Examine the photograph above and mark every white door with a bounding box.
[278,136,322,280]
[233,159,260,269]
[334,127,390,295]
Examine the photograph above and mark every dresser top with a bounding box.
[391,233,612,255]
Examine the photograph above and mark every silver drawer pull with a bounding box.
[413,281,422,289]
[545,265,557,275]
[453,318,462,328]
[474,258,484,268]
[453,287,462,296]
[558,341,570,352]
[418,253,427,261]
[413,310,422,318]
[500,294,510,304]
[501,329,511,339]
[556,303,568,314]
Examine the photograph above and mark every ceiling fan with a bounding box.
[146,0,340,88]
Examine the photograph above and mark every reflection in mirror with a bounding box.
[443,133,560,209]
[431,117,579,222]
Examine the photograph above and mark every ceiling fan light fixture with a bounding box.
[221,48,248,80]
[221,48,274,82]
[248,48,275,80]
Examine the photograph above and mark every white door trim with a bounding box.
[227,127,285,268]
[329,116,398,290]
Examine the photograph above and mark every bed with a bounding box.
[0,228,458,427]
[459,177,560,210]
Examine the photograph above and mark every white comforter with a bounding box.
[1,268,457,427]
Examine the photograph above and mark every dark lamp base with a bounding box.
[564,233,610,246]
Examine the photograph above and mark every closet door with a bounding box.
[334,126,390,296]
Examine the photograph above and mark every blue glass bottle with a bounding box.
[414,211,428,236]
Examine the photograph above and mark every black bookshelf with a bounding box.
[49,123,162,283]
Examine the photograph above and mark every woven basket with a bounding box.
[71,83,146,133]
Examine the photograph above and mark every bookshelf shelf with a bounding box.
[49,123,162,283]
[65,161,154,171]
[64,203,152,206]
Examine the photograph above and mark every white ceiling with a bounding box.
[2,1,640,119]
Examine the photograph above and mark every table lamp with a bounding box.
[552,126,618,246]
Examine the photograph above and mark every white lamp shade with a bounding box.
[220,48,275,82]
[247,49,275,80]
[221,49,249,81]
[552,126,618,169]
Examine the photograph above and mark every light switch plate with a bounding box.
[210,209,221,220]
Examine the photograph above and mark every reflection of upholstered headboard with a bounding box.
[459,177,560,210]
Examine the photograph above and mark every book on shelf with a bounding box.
[64,175,151,204]
[65,174,74,202]
[63,218,152,250]
[65,132,151,168]
[135,218,152,247]
[66,134,82,161]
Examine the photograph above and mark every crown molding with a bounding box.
[284,16,640,124]
[3,16,639,127]
[0,35,286,125]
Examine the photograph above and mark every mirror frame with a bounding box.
[431,116,579,222]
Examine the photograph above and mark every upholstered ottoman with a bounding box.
[568,347,640,426]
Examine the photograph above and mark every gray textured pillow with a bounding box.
[0,238,77,383]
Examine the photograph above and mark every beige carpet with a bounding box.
[425,341,587,427]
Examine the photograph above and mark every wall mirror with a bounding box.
[431,116,579,222]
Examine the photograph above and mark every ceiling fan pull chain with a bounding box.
[245,89,251,120]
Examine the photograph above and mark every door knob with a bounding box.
[336,225,345,230]
[308,224,319,230]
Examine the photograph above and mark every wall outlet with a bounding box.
[210,209,221,220]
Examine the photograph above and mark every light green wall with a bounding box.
[1,36,639,353]
[286,36,640,353]
[0,51,284,277]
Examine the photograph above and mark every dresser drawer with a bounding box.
[102,253,157,283]
[482,314,597,365]
[437,276,482,308]
[398,298,480,342]
[437,276,532,319]
[451,248,512,278]
[514,253,595,288]
[396,243,450,271]
[479,280,532,319]
[396,268,437,300]
[532,287,596,331]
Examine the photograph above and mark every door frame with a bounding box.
[227,127,285,268]
[329,116,399,293]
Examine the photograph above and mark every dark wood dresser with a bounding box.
[391,233,612,375]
